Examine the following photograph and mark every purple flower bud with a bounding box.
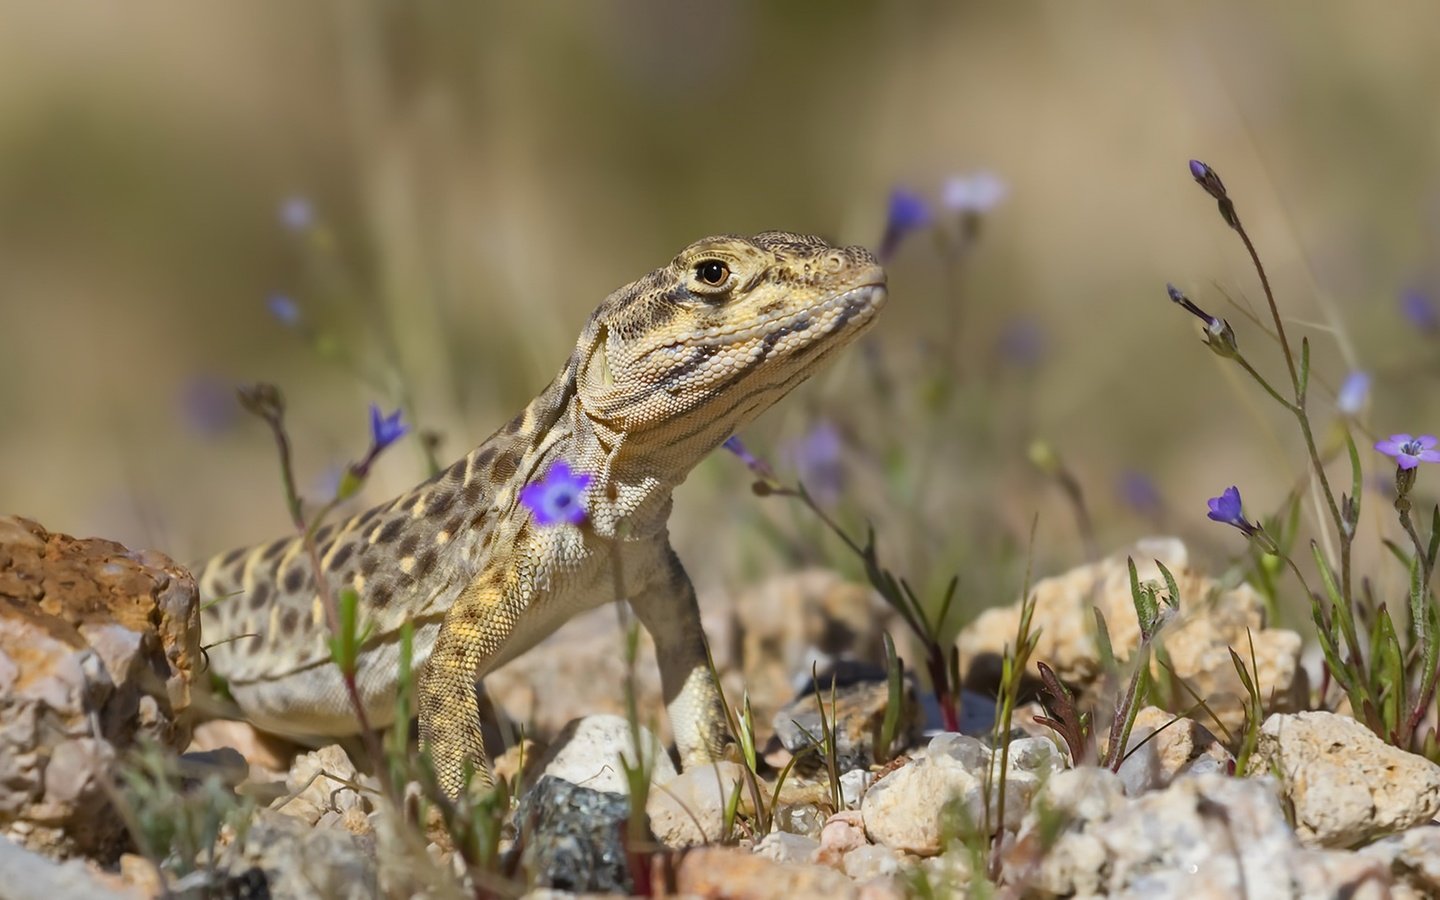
[878,188,932,261]
[268,294,301,327]
[1402,289,1438,333]
[368,404,407,453]
[1206,485,1257,536]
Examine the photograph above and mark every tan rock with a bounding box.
[646,761,759,848]
[818,810,868,867]
[1247,711,1440,847]
[733,569,900,723]
[186,719,293,778]
[674,845,860,899]
[270,744,371,827]
[956,538,1305,734]
[0,516,200,860]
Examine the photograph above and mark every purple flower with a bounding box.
[786,421,844,504]
[723,435,760,470]
[1188,159,1209,182]
[268,294,301,326]
[1336,371,1370,417]
[1375,434,1440,470]
[1188,159,1227,200]
[519,460,592,526]
[279,196,315,233]
[1117,470,1163,520]
[878,188,932,261]
[941,172,1007,214]
[368,404,407,452]
[1402,289,1438,333]
[1206,486,1256,535]
[178,375,239,436]
[997,318,1046,368]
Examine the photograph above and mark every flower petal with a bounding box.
[1419,450,1440,464]
[1375,440,1403,457]
[1388,434,1415,445]
[1398,455,1422,471]
[1416,435,1439,450]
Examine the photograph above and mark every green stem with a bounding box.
[1233,219,1299,395]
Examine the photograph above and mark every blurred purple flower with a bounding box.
[1117,470,1163,520]
[878,188,932,261]
[723,435,760,469]
[997,318,1046,367]
[1401,289,1438,333]
[1375,434,1440,470]
[519,460,591,526]
[268,294,301,327]
[1206,485,1256,536]
[279,196,314,233]
[942,172,1007,214]
[786,421,845,504]
[368,404,407,452]
[1336,371,1370,417]
[178,375,238,436]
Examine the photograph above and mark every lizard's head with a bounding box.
[575,231,886,447]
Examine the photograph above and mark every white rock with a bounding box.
[843,844,904,880]
[1014,771,1393,897]
[925,733,988,769]
[1114,707,1233,796]
[1359,825,1440,896]
[1247,711,1440,847]
[860,753,1038,856]
[840,769,873,809]
[646,761,757,848]
[535,714,676,796]
[755,831,820,865]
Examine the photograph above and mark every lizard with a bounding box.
[196,231,888,797]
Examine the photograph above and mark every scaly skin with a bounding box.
[198,231,887,797]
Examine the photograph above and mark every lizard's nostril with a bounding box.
[824,252,846,273]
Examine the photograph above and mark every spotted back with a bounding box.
[198,371,575,690]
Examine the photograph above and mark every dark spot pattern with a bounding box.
[248,581,271,611]
[283,567,306,594]
[492,449,520,481]
[377,518,405,544]
[415,548,439,581]
[397,533,420,558]
[281,608,300,636]
[329,543,355,570]
[462,478,485,505]
[370,584,394,608]
[425,489,457,518]
[262,539,289,561]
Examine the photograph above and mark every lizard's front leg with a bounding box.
[419,571,519,798]
[629,545,729,768]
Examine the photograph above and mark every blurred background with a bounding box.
[3,1,1439,624]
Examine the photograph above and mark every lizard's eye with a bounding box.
[695,260,731,288]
